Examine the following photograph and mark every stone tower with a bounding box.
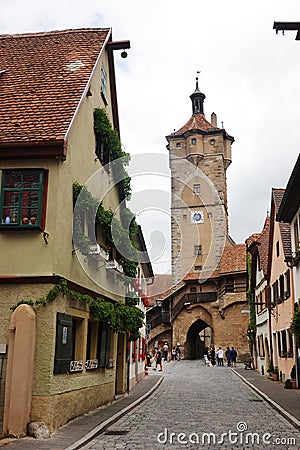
[166,79,235,286]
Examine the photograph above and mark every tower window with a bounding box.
[176,142,181,148]
[209,139,215,145]
[276,241,280,257]
[193,184,201,194]
[191,138,197,145]
[194,245,202,256]
[195,265,202,271]
[183,214,187,219]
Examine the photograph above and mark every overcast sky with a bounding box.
[2,0,300,274]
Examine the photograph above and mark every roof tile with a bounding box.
[0,28,110,147]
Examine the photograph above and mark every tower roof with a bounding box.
[190,77,206,115]
[167,79,234,142]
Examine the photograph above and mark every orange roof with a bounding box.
[175,114,218,134]
[272,188,292,260]
[257,216,270,276]
[219,243,246,274]
[0,28,110,148]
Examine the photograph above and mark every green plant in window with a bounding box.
[292,307,300,336]
[73,183,139,278]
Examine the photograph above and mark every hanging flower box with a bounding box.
[106,259,124,274]
[88,242,109,260]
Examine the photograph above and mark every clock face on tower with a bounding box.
[191,210,204,224]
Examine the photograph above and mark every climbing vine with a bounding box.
[73,182,139,278]
[292,307,300,336]
[94,108,131,200]
[11,279,144,337]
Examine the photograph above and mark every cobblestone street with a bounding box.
[80,360,300,450]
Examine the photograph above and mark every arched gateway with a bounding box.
[148,283,250,361]
[185,319,212,359]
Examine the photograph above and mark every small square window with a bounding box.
[0,169,47,229]
[193,184,201,194]
[183,214,187,219]
[195,265,202,271]
[191,138,197,145]
[176,142,181,148]
[194,245,202,256]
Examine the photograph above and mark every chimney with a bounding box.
[211,112,217,127]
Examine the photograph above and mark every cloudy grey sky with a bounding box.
[2,0,300,273]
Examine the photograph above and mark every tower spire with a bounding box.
[190,76,206,115]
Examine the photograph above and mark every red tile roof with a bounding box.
[175,114,218,134]
[219,243,247,274]
[272,189,292,259]
[257,216,270,276]
[0,28,110,148]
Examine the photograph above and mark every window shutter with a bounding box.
[98,323,107,368]
[54,313,73,374]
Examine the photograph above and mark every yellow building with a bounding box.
[0,28,151,437]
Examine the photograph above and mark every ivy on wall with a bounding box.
[94,108,131,200]
[11,279,144,337]
[73,182,139,278]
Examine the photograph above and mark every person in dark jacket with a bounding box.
[230,347,237,367]
[225,346,231,366]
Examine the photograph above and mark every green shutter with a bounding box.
[54,313,73,374]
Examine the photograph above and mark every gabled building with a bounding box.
[277,153,300,386]
[247,216,271,375]
[268,189,294,381]
[0,28,151,437]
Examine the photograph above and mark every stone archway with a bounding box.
[185,319,212,359]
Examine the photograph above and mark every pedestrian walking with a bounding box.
[216,347,224,366]
[230,346,237,367]
[153,350,163,371]
[171,347,177,361]
[210,346,216,366]
[175,345,181,361]
[225,346,231,366]
[163,342,169,361]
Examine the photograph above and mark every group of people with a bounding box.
[204,346,237,367]
[146,342,181,371]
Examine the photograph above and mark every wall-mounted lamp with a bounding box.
[156,298,163,308]
[121,50,128,58]
[219,309,225,320]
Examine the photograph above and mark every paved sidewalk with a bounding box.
[0,371,163,449]
[233,365,300,429]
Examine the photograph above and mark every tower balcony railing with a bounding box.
[171,292,217,321]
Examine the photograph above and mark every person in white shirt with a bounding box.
[216,347,224,366]
[163,342,169,361]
